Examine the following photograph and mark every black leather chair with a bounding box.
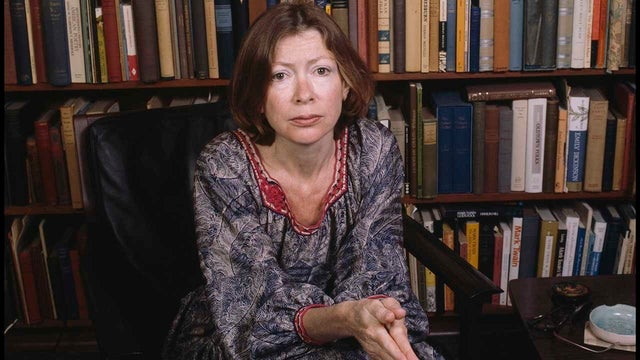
[85,102,500,360]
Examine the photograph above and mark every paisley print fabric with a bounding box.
[162,118,444,360]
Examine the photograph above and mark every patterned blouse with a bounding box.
[162,118,443,360]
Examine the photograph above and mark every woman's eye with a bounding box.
[316,67,330,76]
[272,72,286,81]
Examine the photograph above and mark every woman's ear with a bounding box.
[342,84,349,101]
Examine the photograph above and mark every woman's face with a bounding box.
[264,29,349,147]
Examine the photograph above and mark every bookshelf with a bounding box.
[4,0,636,357]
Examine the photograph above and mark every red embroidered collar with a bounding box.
[234,129,348,235]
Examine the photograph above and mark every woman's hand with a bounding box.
[347,297,419,360]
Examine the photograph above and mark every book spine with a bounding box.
[455,0,465,72]
[366,0,378,72]
[583,0,595,67]
[405,0,421,72]
[422,107,438,199]
[595,0,609,68]
[554,227,567,276]
[472,101,485,194]
[537,220,557,277]
[518,207,540,278]
[510,99,527,191]
[9,0,35,84]
[428,0,439,72]
[49,123,71,205]
[554,105,568,192]
[445,0,456,71]
[24,0,39,83]
[497,106,513,193]
[130,0,159,82]
[600,111,616,192]
[583,94,608,192]
[348,0,357,49]
[542,96,559,193]
[483,105,500,193]
[94,6,108,83]
[181,0,194,79]
[452,105,472,193]
[565,93,589,192]
[173,0,188,79]
[121,3,138,81]
[26,136,45,203]
[5,0,18,84]
[437,106,454,194]
[28,0,48,82]
[468,4,480,72]
[420,0,430,73]
[204,0,220,79]
[478,0,493,72]
[35,113,59,206]
[523,0,543,70]
[78,0,94,83]
[377,0,391,73]
[101,0,122,82]
[556,0,574,68]
[69,248,89,319]
[506,215,523,306]
[570,0,589,68]
[190,0,209,79]
[154,0,175,79]
[508,0,523,71]
[56,243,79,319]
[65,0,87,83]
[215,0,234,79]
[30,241,55,319]
[492,0,509,72]
[392,0,405,73]
[438,0,447,72]
[498,223,511,305]
[19,246,43,324]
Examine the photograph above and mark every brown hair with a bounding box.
[229,1,374,145]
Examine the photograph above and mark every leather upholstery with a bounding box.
[85,102,236,359]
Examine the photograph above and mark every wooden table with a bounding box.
[509,275,636,360]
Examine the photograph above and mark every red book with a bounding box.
[28,0,47,83]
[4,0,18,84]
[492,225,504,304]
[19,239,43,324]
[483,105,500,193]
[30,238,55,319]
[101,0,123,82]
[34,109,59,206]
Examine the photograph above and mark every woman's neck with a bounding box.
[257,136,336,180]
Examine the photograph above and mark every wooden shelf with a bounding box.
[4,78,231,92]
[403,190,630,205]
[373,68,636,81]
[4,320,98,353]
[4,205,85,216]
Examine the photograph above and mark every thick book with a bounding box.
[41,0,71,86]
[190,0,209,79]
[517,206,541,279]
[582,88,608,192]
[465,81,557,102]
[565,87,590,192]
[5,0,18,84]
[508,0,524,71]
[404,0,420,72]
[497,105,513,193]
[492,0,510,72]
[612,82,635,192]
[154,0,175,80]
[34,108,60,206]
[542,96,559,193]
[598,204,627,275]
[5,100,38,206]
[100,0,122,82]
[421,106,438,199]
[483,105,500,193]
[532,0,558,70]
[49,121,71,205]
[510,99,527,192]
[535,205,558,277]
[556,0,574,69]
[472,101,485,195]
[9,0,35,84]
[478,0,494,72]
[392,0,405,73]
[524,97,547,193]
[600,110,617,192]
[60,97,92,209]
[215,0,234,79]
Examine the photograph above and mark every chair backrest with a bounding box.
[85,102,235,359]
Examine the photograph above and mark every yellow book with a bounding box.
[442,222,455,311]
[60,97,91,209]
[465,220,480,269]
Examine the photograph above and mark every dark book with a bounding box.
[452,103,473,194]
[181,0,195,79]
[468,4,480,73]
[472,101,485,195]
[131,0,160,83]
[34,109,59,206]
[100,0,123,82]
[421,106,438,199]
[174,0,189,79]
[28,0,47,83]
[483,105,500,193]
[628,0,636,67]
[445,0,456,71]
[497,105,513,193]
[4,0,18,84]
[509,0,524,71]
[25,136,45,204]
[523,0,557,71]
[542,96,559,193]
[231,0,249,56]
[73,224,91,320]
[612,82,635,192]
[4,229,23,327]
[54,226,79,320]
[392,0,405,73]
[9,0,34,84]
[517,206,541,279]
[29,233,55,320]
[598,204,627,275]
[5,100,38,206]
[366,0,378,72]
[478,219,499,290]
[465,81,557,102]
[216,0,235,79]
[331,0,349,39]
[190,0,209,79]
[49,122,71,205]
[552,209,567,277]
[540,0,558,69]
[41,0,72,86]
[10,215,44,325]
[600,111,617,192]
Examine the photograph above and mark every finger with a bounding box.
[378,298,407,320]
[387,319,418,360]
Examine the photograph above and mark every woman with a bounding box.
[163,2,443,359]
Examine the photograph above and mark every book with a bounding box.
[428,0,439,72]
[507,212,523,305]
[565,86,589,192]
[215,0,234,79]
[178,0,194,79]
[571,208,587,275]
[598,204,627,275]
[574,201,594,275]
[404,0,420,72]
[231,0,249,65]
[464,219,480,269]
[472,101,485,194]
[25,136,44,203]
[421,105,438,199]
[556,0,574,69]
[523,0,558,71]
[554,102,568,193]
[438,0,447,72]
[120,1,138,81]
[94,5,108,83]
[497,105,513,193]
[554,206,580,276]
[483,104,500,193]
[419,0,429,73]
[190,0,209,79]
[4,0,18,85]
[154,0,175,80]
[53,224,79,320]
[542,96,559,193]
[100,0,122,82]
[407,83,419,197]
[524,97,547,193]
[40,0,72,86]
[600,110,617,191]
[605,0,626,72]
[468,4,480,73]
[582,88,608,192]
[517,205,540,278]
[570,0,589,68]
[60,97,91,209]
[510,99,527,192]
[616,203,635,274]
[377,0,391,73]
[587,207,607,275]
[611,82,635,193]
[534,205,558,277]
[455,0,466,72]
[392,0,406,73]
[498,221,512,305]
[594,0,610,68]
[508,0,524,71]
[441,221,455,311]
[445,0,456,71]
[5,100,39,206]
[130,0,159,83]
[49,120,71,205]
[493,0,510,72]
[65,0,87,83]
[465,81,557,102]
[34,108,60,205]
[478,0,494,72]
[9,0,36,85]
[610,108,626,191]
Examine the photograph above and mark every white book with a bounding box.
[377,0,392,73]
[535,205,558,278]
[66,0,88,83]
[405,0,422,72]
[23,0,38,83]
[570,0,589,68]
[582,0,594,67]
[524,98,547,193]
[507,215,523,306]
[389,108,407,165]
[478,0,494,72]
[559,206,580,276]
[374,94,392,127]
[574,201,593,275]
[499,221,512,305]
[588,208,607,275]
[421,0,430,72]
[420,207,435,233]
[616,204,635,274]
[510,99,528,191]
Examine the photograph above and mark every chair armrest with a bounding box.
[402,212,502,303]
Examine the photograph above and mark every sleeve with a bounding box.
[330,122,430,343]
[192,141,335,359]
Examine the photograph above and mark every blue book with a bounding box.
[572,223,586,275]
[586,208,607,276]
[565,87,589,192]
[231,0,249,53]
[9,0,34,84]
[518,206,541,279]
[215,0,235,79]
[431,91,473,194]
[446,0,457,71]
[41,0,72,86]
[509,0,524,71]
[598,205,627,275]
[54,227,79,320]
[469,4,480,73]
